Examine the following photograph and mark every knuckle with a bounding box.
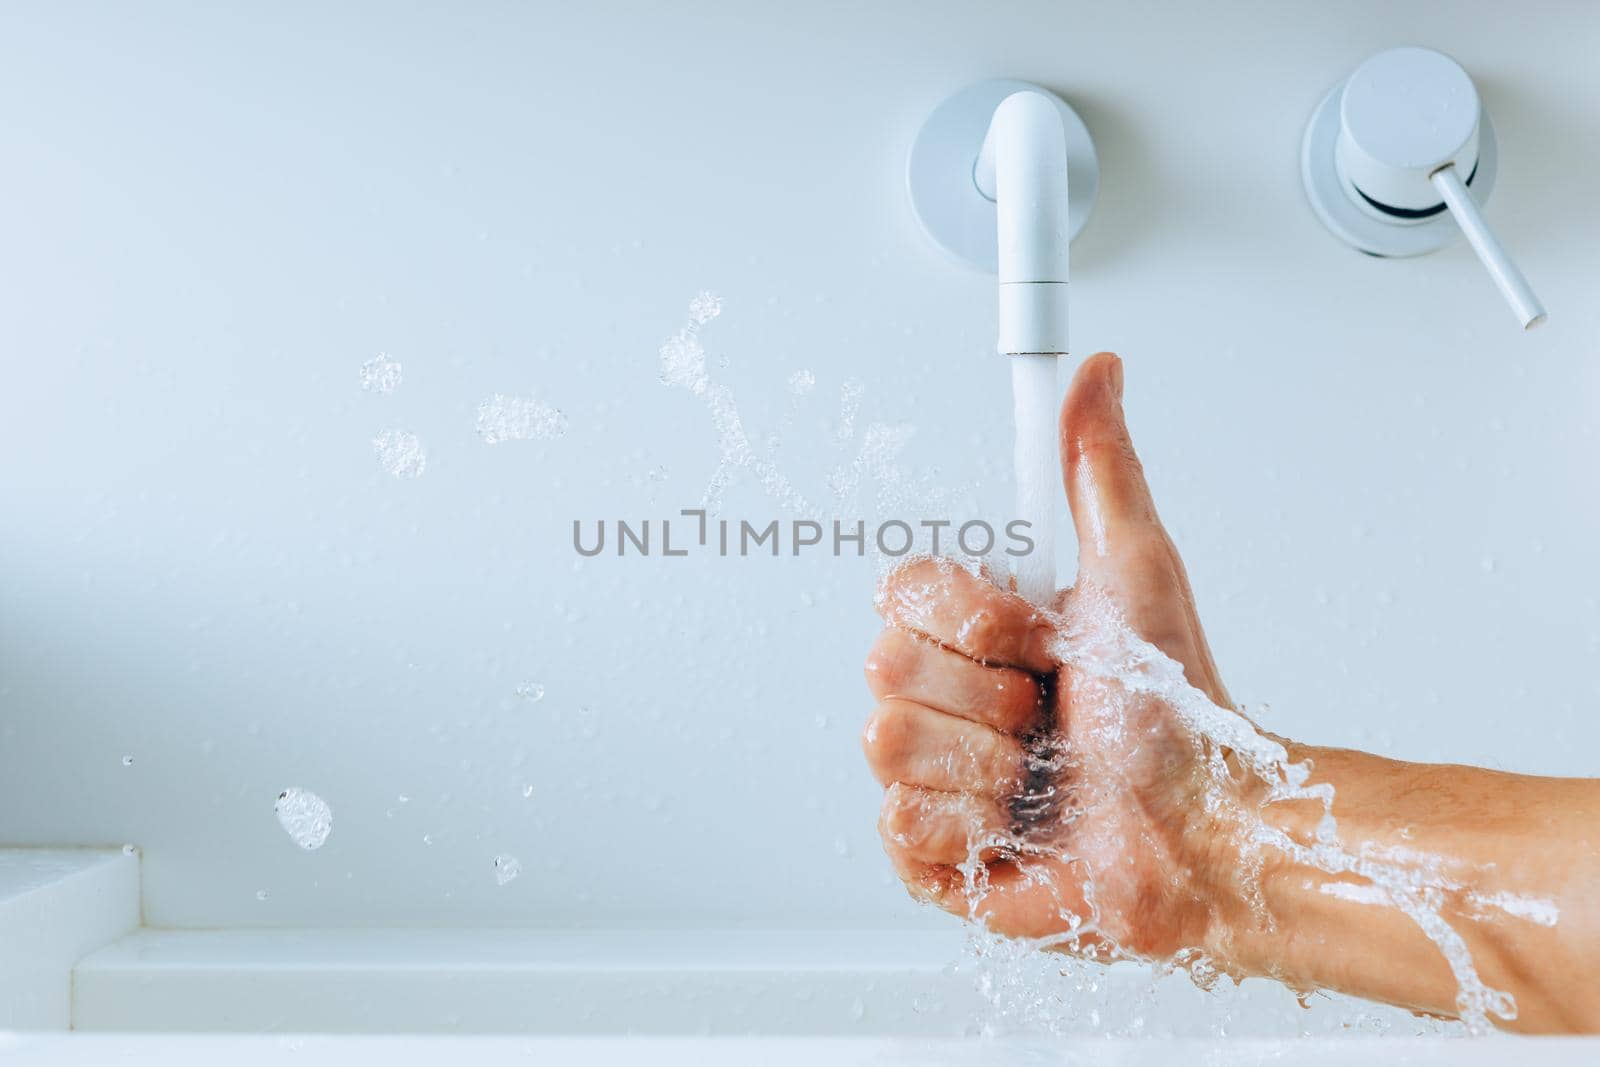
[877,785,921,844]
[1075,435,1137,469]
[879,557,940,609]
[956,607,1008,661]
[864,629,920,696]
[860,700,915,777]
[899,862,954,907]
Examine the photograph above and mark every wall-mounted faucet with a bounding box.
[973,91,1073,358]
[908,79,1099,603]
[1302,47,1546,329]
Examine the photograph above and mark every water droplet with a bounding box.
[121,755,134,767]
[372,429,427,479]
[515,682,546,703]
[688,290,722,325]
[359,352,403,395]
[476,394,567,443]
[256,889,269,901]
[494,853,522,886]
[274,788,333,850]
[658,329,706,388]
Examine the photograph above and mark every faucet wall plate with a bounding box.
[908,79,1098,273]
[1301,52,1500,259]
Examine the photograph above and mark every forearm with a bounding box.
[1214,745,1600,1032]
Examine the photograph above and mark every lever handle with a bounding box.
[1429,164,1546,329]
[1302,47,1549,330]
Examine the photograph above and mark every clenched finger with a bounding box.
[861,698,1026,796]
[865,628,1042,735]
[879,782,1015,865]
[876,557,1056,673]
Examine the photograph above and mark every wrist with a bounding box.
[1167,726,1600,1031]
[1194,744,1579,1028]
[1195,742,1423,988]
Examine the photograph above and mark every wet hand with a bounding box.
[862,352,1254,962]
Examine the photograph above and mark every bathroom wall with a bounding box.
[3,0,1598,930]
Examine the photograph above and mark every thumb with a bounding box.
[1059,352,1164,572]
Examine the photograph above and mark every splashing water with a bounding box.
[1071,593,1512,1031]
[372,429,427,479]
[881,558,1518,1035]
[494,853,522,886]
[652,294,1517,1032]
[657,293,811,515]
[688,290,722,325]
[1010,356,1058,605]
[657,294,971,538]
[825,422,916,505]
[275,788,333,851]
[833,379,865,447]
[649,294,1536,1036]
[1468,890,1560,928]
[476,393,568,444]
[360,352,403,395]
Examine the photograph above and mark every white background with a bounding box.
[2,0,1598,932]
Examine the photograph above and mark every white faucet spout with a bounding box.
[974,91,1071,356]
